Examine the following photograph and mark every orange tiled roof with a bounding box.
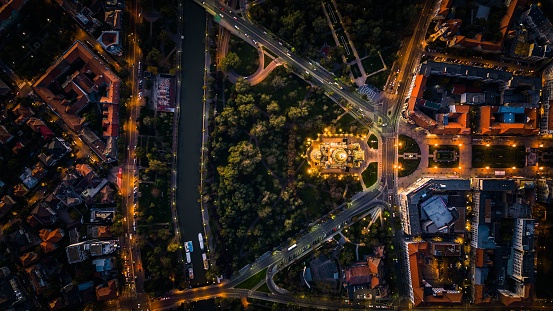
[96,279,118,301]
[479,106,539,135]
[97,226,112,238]
[40,241,57,253]
[475,248,485,267]
[33,41,121,134]
[39,228,64,243]
[408,75,428,112]
[49,298,64,311]
[437,0,453,17]
[345,264,371,285]
[407,242,426,307]
[75,163,94,178]
[368,257,380,274]
[13,183,28,197]
[19,251,39,266]
[451,0,519,51]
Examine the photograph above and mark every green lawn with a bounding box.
[256,282,271,293]
[368,134,378,149]
[539,148,553,167]
[263,51,274,67]
[428,145,459,168]
[398,158,421,177]
[361,55,384,74]
[350,63,362,79]
[362,162,378,188]
[229,35,260,76]
[234,268,268,289]
[365,69,389,90]
[472,145,526,168]
[398,135,420,154]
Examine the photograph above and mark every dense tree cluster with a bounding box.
[337,0,417,57]
[207,69,363,275]
[249,0,334,59]
[250,0,417,62]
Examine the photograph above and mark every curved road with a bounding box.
[151,187,386,310]
[154,0,438,310]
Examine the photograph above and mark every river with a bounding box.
[177,0,215,309]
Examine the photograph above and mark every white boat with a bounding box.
[186,252,191,263]
[198,233,204,250]
[188,267,194,279]
[184,241,193,253]
[202,253,208,270]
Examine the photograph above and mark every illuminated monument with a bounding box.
[307,133,370,175]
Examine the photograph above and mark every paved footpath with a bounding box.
[397,119,553,190]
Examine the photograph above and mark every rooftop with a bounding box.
[307,134,370,175]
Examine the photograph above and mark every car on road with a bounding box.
[234,25,239,30]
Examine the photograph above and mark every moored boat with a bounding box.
[198,233,204,250]
[202,253,208,270]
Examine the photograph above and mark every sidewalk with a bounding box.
[397,118,553,190]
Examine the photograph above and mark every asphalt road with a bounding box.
[198,1,384,125]
[150,187,387,310]
[119,0,147,309]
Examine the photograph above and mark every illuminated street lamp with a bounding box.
[485,166,490,170]
[512,144,517,148]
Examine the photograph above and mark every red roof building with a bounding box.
[344,263,371,286]
[96,279,118,301]
[19,251,39,267]
[478,106,538,135]
[49,298,64,311]
[12,104,34,125]
[448,0,519,52]
[33,40,120,137]
[39,228,65,243]
[433,105,471,135]
[406,241,463,307]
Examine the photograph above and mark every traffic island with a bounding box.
[397,135,421,177]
